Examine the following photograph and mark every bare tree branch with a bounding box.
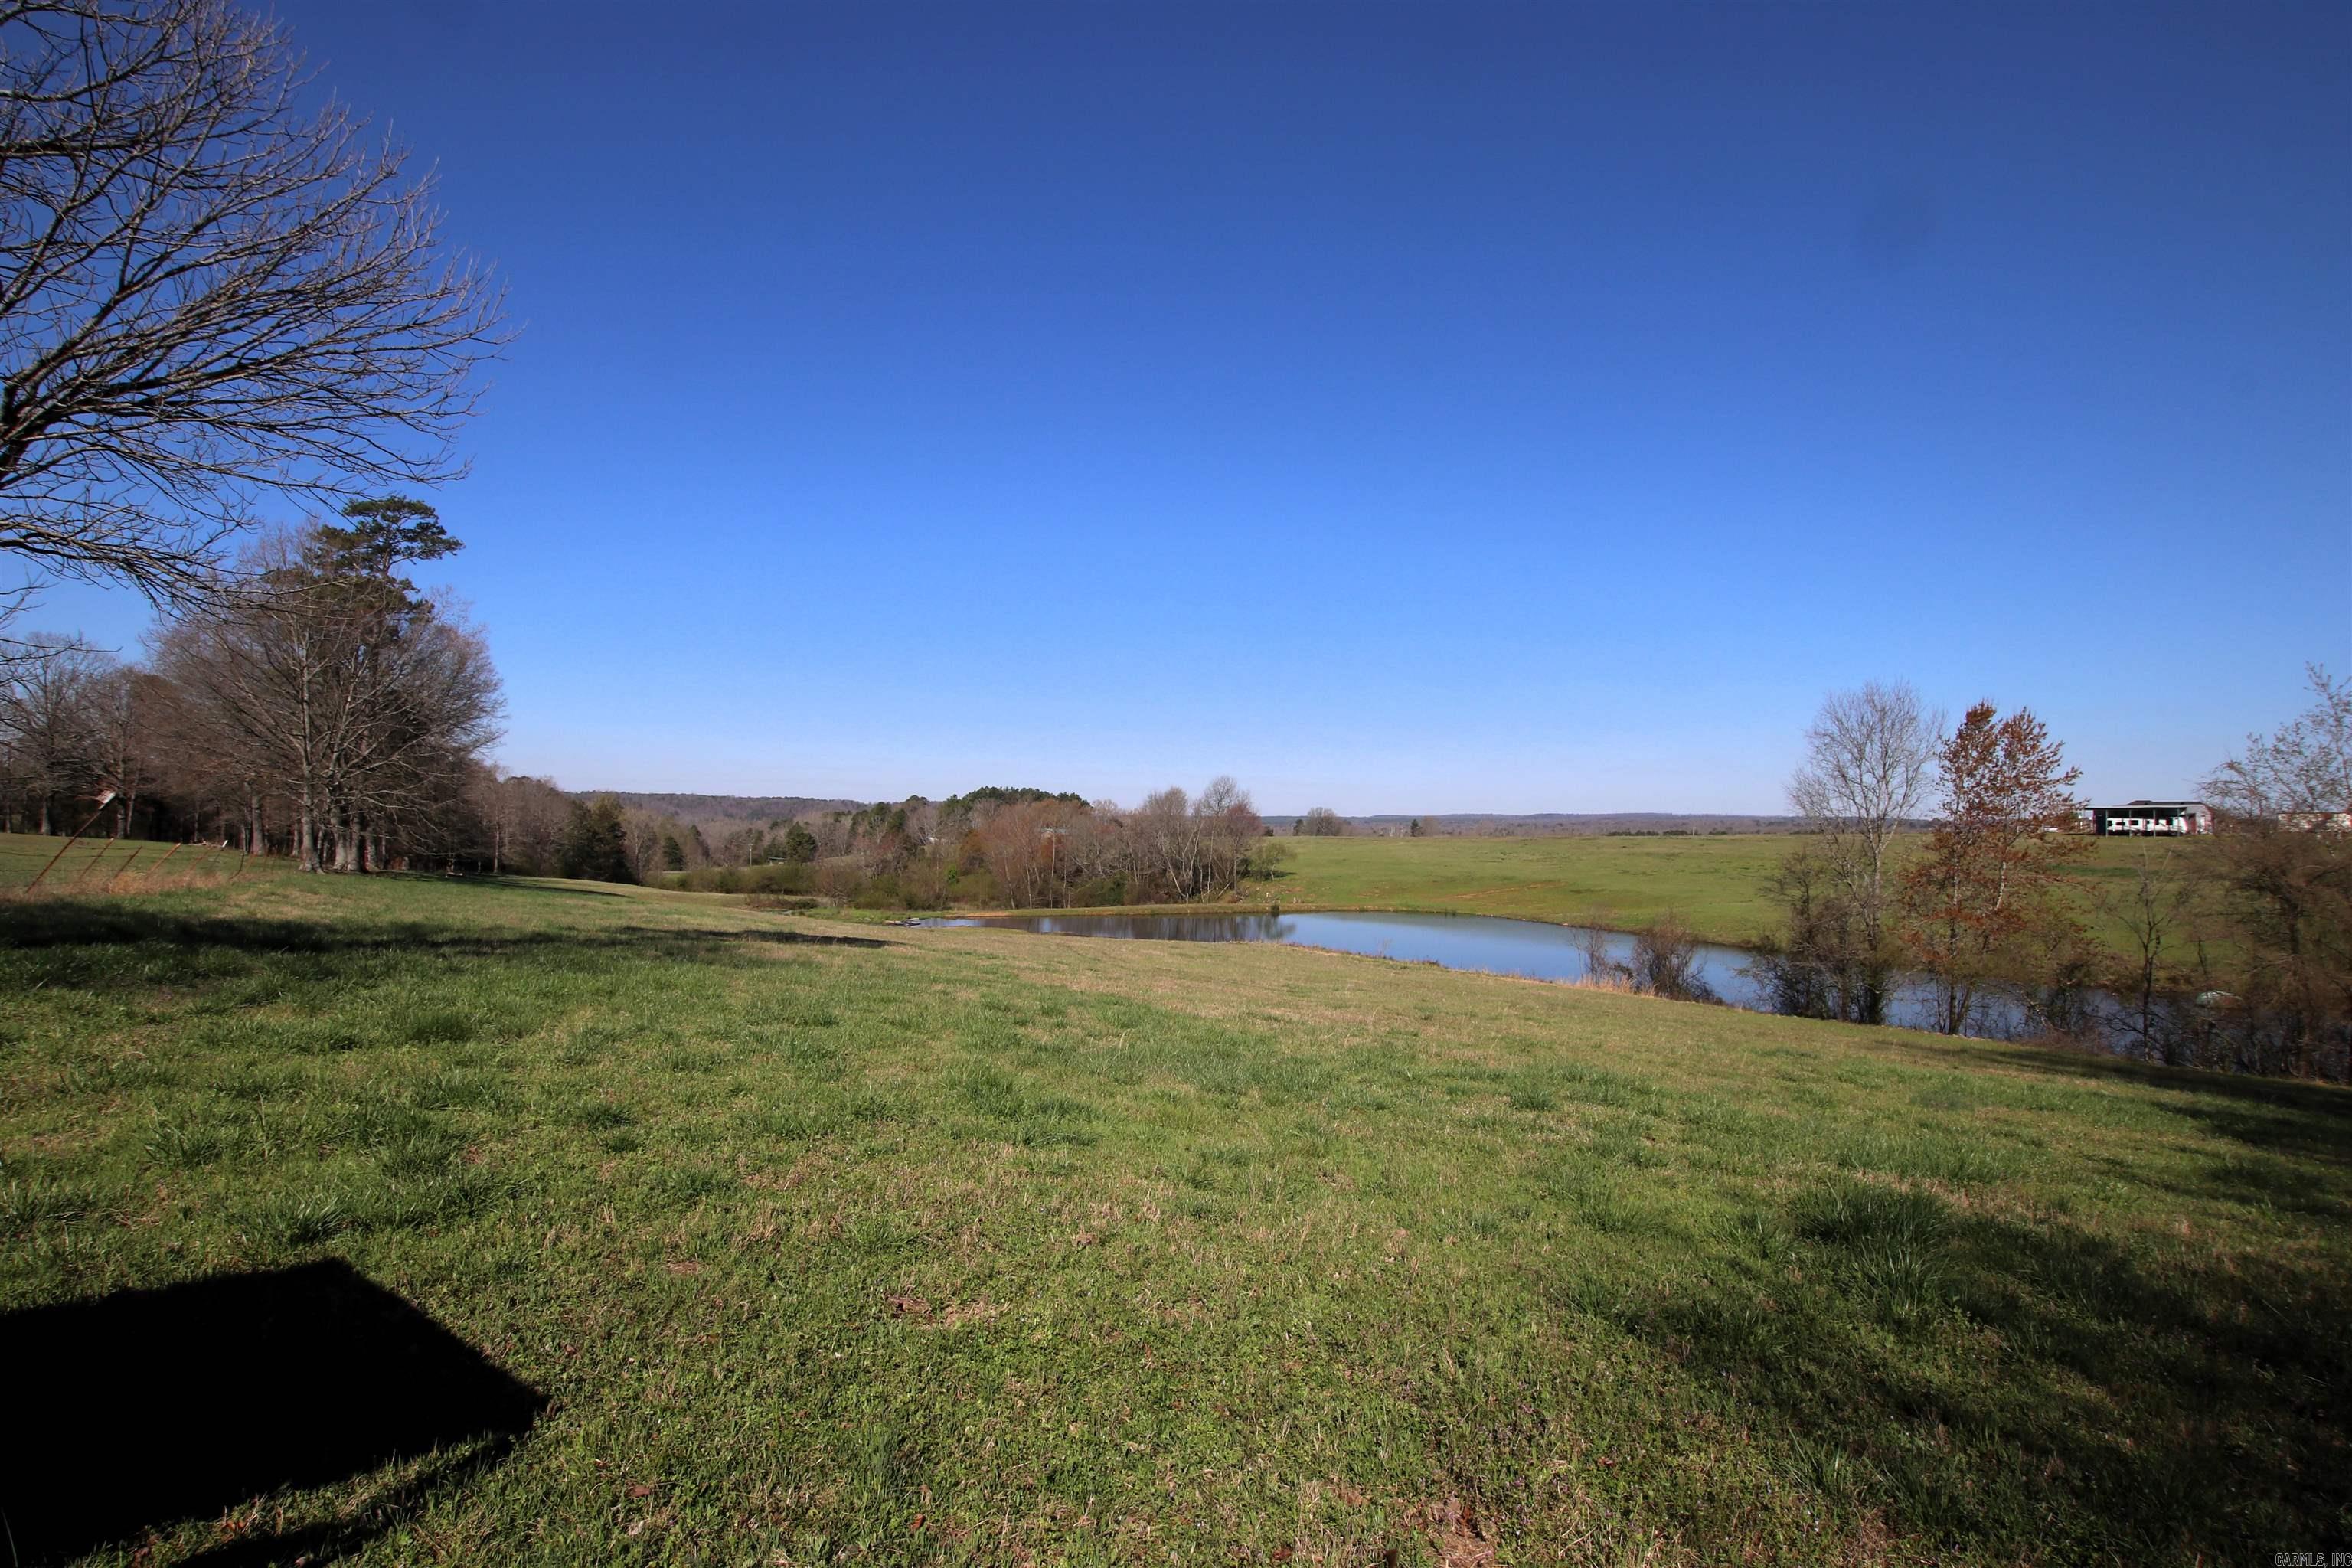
[2204,664,2352,822]
[1767,681,1942,1023]
[0,0,507,606]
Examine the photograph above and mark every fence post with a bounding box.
[24,799,114,893]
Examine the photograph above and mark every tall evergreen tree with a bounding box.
[559,796,635,883]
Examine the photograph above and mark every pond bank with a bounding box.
[919,906,2082,1042]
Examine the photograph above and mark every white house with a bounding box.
[2089,800,2212,836]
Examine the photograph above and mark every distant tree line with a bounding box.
[1282,810,1442,838]
[1756,669,2350,1080]
[0,0,508,868]
[644,777,1285,911]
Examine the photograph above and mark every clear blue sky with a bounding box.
[36,1,2352,812]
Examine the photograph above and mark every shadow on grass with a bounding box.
[462,874,629,898]
[1891,1029,2352,1126]
[1988,1047,2352,1168]
[1605,1189,2352,1559]
[0,901,893,965]
[0,1260,544,1565]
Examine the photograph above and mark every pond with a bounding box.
[920,908,2054,1039]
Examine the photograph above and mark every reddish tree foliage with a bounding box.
[1900,702,2086,1035]
[977,799,1083,910]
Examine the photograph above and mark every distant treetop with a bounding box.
[941,786,1088,813]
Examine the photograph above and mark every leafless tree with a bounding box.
[1048,801,1124,900]
[1137,786,1200,899]
[2197,666,2351,1076]
[978,799,1067,910]
[1194,774,1262,893]
[1084,779,1266,902]
[618,805,675,883]
[466,766,567,875]
[2095,845,2205,1064]
[1788,681,1939,923]
[2206,664,2351,822]
[332,612,498,867]
[813,812,854,861]
[1775,681,1941,1022]
[83,659,161,835]
[1629,915,1718,1004]
[0,0,505,619]
[0,629,106,829]
[139,616,276,846]
[150,521,499,871]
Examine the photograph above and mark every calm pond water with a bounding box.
[920,908,2050,1039]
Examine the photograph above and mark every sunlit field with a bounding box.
[1259,831,2207,954]
[1262,834,1799,943]
[0,829,254,896]
[2,859,2344,1564]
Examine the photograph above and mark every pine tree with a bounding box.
[559,797,636,884]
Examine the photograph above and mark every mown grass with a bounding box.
[1261,835,1798,943]
[1,854,2344,1564]
[1263,832,2203,952]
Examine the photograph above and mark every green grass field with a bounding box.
[1263,832,2204,952]
[1263,835,1798,944]
[2,836,2346,1563]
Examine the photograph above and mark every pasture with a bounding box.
[1263,834,1795,944]
[1263,831,2206,953]
[0,848,2344,1563]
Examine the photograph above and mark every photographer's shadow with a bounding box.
[0,1259,544,1564]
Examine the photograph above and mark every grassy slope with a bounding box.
[1,851,2345,1564]
[1265,833,2203,952]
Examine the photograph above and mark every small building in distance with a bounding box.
[2090,799,2212,836]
